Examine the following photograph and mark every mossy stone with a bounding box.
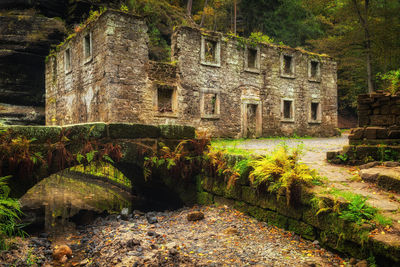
[1,125,62,143]
[62,123,107,141]
[197,191,214,205]
[265,210,288,228]
[233,201,249,213]
[223,183,242,200]
[247,205,269,222]
[276,196,303,220]
[108,123,160,139]
[287,218,316,240]
[211,179,225,196]
[158,125,195,139]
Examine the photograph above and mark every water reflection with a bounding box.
[20,170,131,235]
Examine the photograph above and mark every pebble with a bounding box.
[1,206,354,266]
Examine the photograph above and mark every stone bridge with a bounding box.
[0,123,200,208]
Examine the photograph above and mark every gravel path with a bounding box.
[0,206,349,267]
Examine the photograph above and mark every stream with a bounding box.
[0,170,363,266]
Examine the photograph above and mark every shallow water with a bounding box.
[19,171,132,235]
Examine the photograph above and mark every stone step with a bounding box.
[359,166,400,194]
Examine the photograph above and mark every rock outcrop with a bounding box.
[0,0,121,125]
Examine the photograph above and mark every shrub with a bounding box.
[0,176,26,250]
[249,145,319,206]
[377,69,400,95]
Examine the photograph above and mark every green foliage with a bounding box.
[248,32,275,45]
[143,132,210,181]
[373,213,392,227]
[120,4,129,13]
[0,130,43,179]
[240,0,323,47]
[339,194,376,225]
[336,153,348,162]
[70,161,131,188]
[377,69,400,95]
[0,176,26,250]
[249,145,320,205]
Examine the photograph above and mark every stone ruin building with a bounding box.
[45,10,338,138]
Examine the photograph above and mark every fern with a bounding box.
[339,195,376,225]
[249,145,318,206]
[0,176,26,250]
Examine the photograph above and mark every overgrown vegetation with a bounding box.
[0,127,123,193]
[321,188,392,227]
[0,176,26,250]
[377,69,400,95]
[143,131,210,181]
[249,145,320,206]
[0,129,43,179]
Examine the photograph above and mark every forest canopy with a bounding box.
[122,0,400,114]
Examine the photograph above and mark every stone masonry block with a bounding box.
[376,128,389,139]
[62,123,107,141]
[370,115,394,126]
[158,125,195,139]
[108,123,160,139]
[0,125,62,143]
[389,130,400,139]
[350,128,364,140]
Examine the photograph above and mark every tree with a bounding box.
[352,0,374,93]
[187,0,193,16]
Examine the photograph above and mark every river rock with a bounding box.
[187,211,205,221]
[52,245,72,261]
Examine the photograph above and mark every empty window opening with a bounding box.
[205,40,217,63]
[283,100,293,119]
[283,55,292,74]
[311,61,319,78]
[157,87,173,113]
[84,34,91,59]
[247,48,257,69]
[311,102,319,121]
[204,93,218,115]
[65,49,71,72]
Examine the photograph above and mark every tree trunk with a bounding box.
[352,0,374,93]
[200,0,208,27]
[187,0,193,16]
[233,0,237,35]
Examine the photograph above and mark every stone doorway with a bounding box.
[242,101,262,138]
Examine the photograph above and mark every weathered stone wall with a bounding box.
[46,11,338,138]
[358,93,400,127]
[346,94,400,145]
[46,11,148,125]
[328,93,400,164]
[194,155,400,264]
[172,27,338,137]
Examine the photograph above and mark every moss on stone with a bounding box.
[223,183,242,200]
[377,172,400,193]
[197,191,214,205]
[275,195,303,220]
[287,218,316,240]
[264,210,288,228]
[108,123,160,139]
[233,201,249,213]
[211,179,225,196]
[247,205,269,221]
[62,123,107,141]
[158,125,195,139]
[0,125,62,143]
